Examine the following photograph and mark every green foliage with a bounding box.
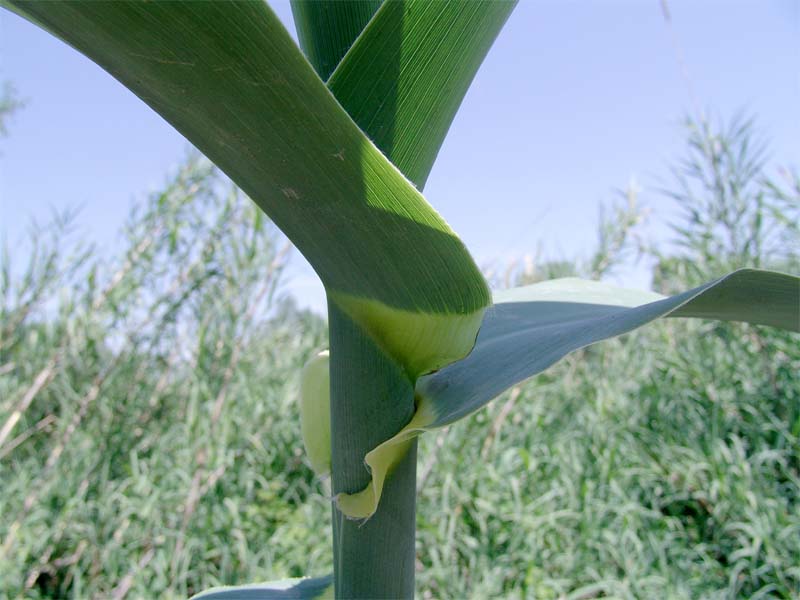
[416,313,799,598]
[5,0,798,595]
[0,157,329,598]
[2,113,798,598]
[655,114,800,290]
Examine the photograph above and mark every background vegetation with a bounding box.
[1,114,798,599]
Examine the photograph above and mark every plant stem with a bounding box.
[328,302,417,599]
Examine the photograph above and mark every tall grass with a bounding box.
[1,156,328,598]
[1,115,798,598]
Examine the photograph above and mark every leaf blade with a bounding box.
[190,575,333,600]
[417,268,800,428]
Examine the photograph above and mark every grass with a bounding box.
[416,316,799,599]
[1,157,330,598]
[1,115,798,598]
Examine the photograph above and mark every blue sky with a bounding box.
[2,1,798,314]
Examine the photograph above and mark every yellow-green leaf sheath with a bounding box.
[329,292,486,380]
[300,351,331,477]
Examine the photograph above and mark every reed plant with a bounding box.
[3,2,798,598]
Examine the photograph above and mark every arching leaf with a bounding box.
[419,268,799,427]
[4,0,490,375]
[191,575,333,600]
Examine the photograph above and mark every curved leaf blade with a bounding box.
[191,575,333,600]
[417,268,799,428]
[4,1,490,371]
